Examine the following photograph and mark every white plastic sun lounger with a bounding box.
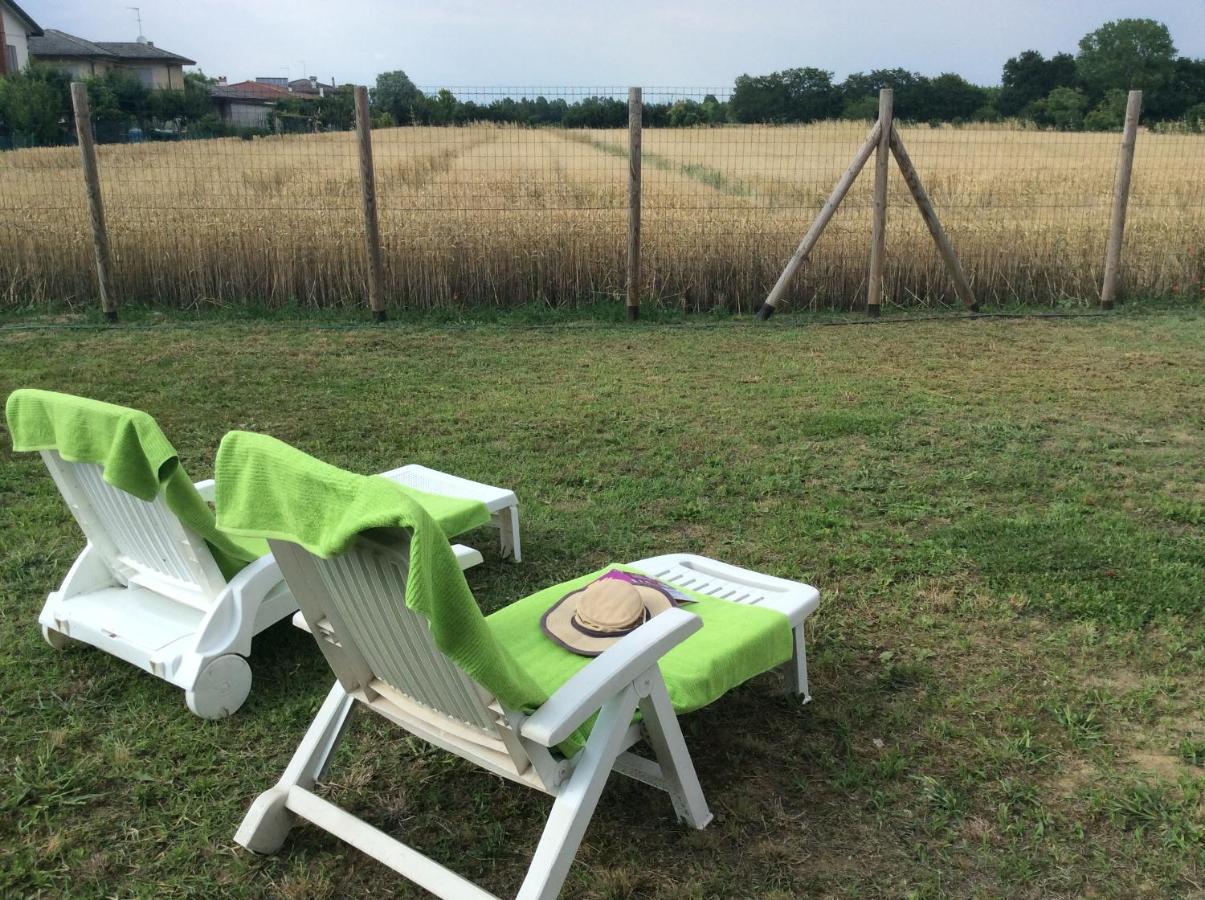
[236,532,818,899]
[36,450,295,719]
[36,453,515,719]
[382,464,522,561]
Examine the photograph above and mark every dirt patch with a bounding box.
[1129,751,1199,780]
[1052,760,1097,796]
[1085,669,1146,693]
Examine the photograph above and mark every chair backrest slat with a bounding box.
[273,535,501,736]
[42,451,227,602]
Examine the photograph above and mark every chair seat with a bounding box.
[486,556,813,721]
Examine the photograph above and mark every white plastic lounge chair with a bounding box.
[235,534,819,899]
[383,464,522,561]
[34,454,507,719]
[35,449,295,719]
[11,388,519,720]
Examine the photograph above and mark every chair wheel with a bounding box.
[42,624,73,650]
[186,654,252,719]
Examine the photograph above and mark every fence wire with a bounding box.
[0,85,1202,311]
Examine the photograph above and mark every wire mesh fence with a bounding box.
[0,85,1202,313]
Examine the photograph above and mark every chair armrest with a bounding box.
[194,478,216,502]
[520,608,701,748]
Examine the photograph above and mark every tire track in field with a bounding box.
[556,130,758,201]
[375,129,501,193]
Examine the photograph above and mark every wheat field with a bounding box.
[1,121,1202,311]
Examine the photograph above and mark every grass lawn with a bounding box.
[0,310,1202,898]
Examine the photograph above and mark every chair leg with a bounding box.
[785,624,811,701]
[637,671,713,829]
[516,686,640,900]
[235,681,356,854]
[497,505,522,562]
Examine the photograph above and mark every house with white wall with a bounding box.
[29,29,194,89]
[0,0,43,74]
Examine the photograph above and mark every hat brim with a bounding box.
[541,584,676,657]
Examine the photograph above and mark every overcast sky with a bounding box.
[23,0,1205,89]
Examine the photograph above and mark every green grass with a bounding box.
[0,310,1202,897]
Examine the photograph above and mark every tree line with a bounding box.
[2,17,1203,147]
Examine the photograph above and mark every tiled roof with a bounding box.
[210,81,299,102]
[29,29,111,58]
[29,29,194,65]
[94,41,195,65]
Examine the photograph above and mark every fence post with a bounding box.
[354,85,386,322]
[626,87,642,322]
[70,82,117,323]
[866,88,893,318]
[889,126,978,311]
[1100,89,1142,310]
[758,121,881,319]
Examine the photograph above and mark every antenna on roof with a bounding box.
[128,6,146,43]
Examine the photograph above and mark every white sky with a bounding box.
[22,0,1205,89]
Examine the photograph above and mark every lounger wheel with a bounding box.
[185,654,252,720]
[41,624,74,650]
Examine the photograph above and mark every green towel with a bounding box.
[487,566,793,719]
[215,431,792,758]
[214,431,492,554]
[214,431,543,708]
[5,389,266,580]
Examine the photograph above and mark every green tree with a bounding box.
[999,50,1078,115]
[1083,89,1128,130]
[731,67,838,123]
[1077,18,1176,95]
[0,65,72,145]
[667,99,705,127]
[1032,86,1089,129]
[925,72,988,121]
[371,70,423,124]
[839,69,933,121]
[1146,57,1205,120]
[150,71,217,125]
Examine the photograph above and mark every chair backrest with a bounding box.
[41,450,228,608]
[268,533,549,788]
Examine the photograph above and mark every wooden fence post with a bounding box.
[1100,89,1142,310]
[354,85,386,322]
[866,88,893,317]
[70,82,117,323]
[758,121,881,319]
[626,87,642,322]
[888,126,978,311]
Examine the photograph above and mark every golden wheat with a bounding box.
[0,121,1201,311]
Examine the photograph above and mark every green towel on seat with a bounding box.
[487,566,793,719]
[5,389,266,580]
[213,431,544,709]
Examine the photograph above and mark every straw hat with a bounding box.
[541,576,682,657]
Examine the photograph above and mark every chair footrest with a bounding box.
[628,553,819,626]
[285,787,497,900]
[40,586,202,683]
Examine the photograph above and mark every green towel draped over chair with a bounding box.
[214,431,792,757]
[6,389,266,580]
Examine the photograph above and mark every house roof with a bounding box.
[29,29,195,65]
[94,41,195,65]
[210,81,298,102]
[29,29,109,58]
[288,78,336,93]
[2,0,43,36]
